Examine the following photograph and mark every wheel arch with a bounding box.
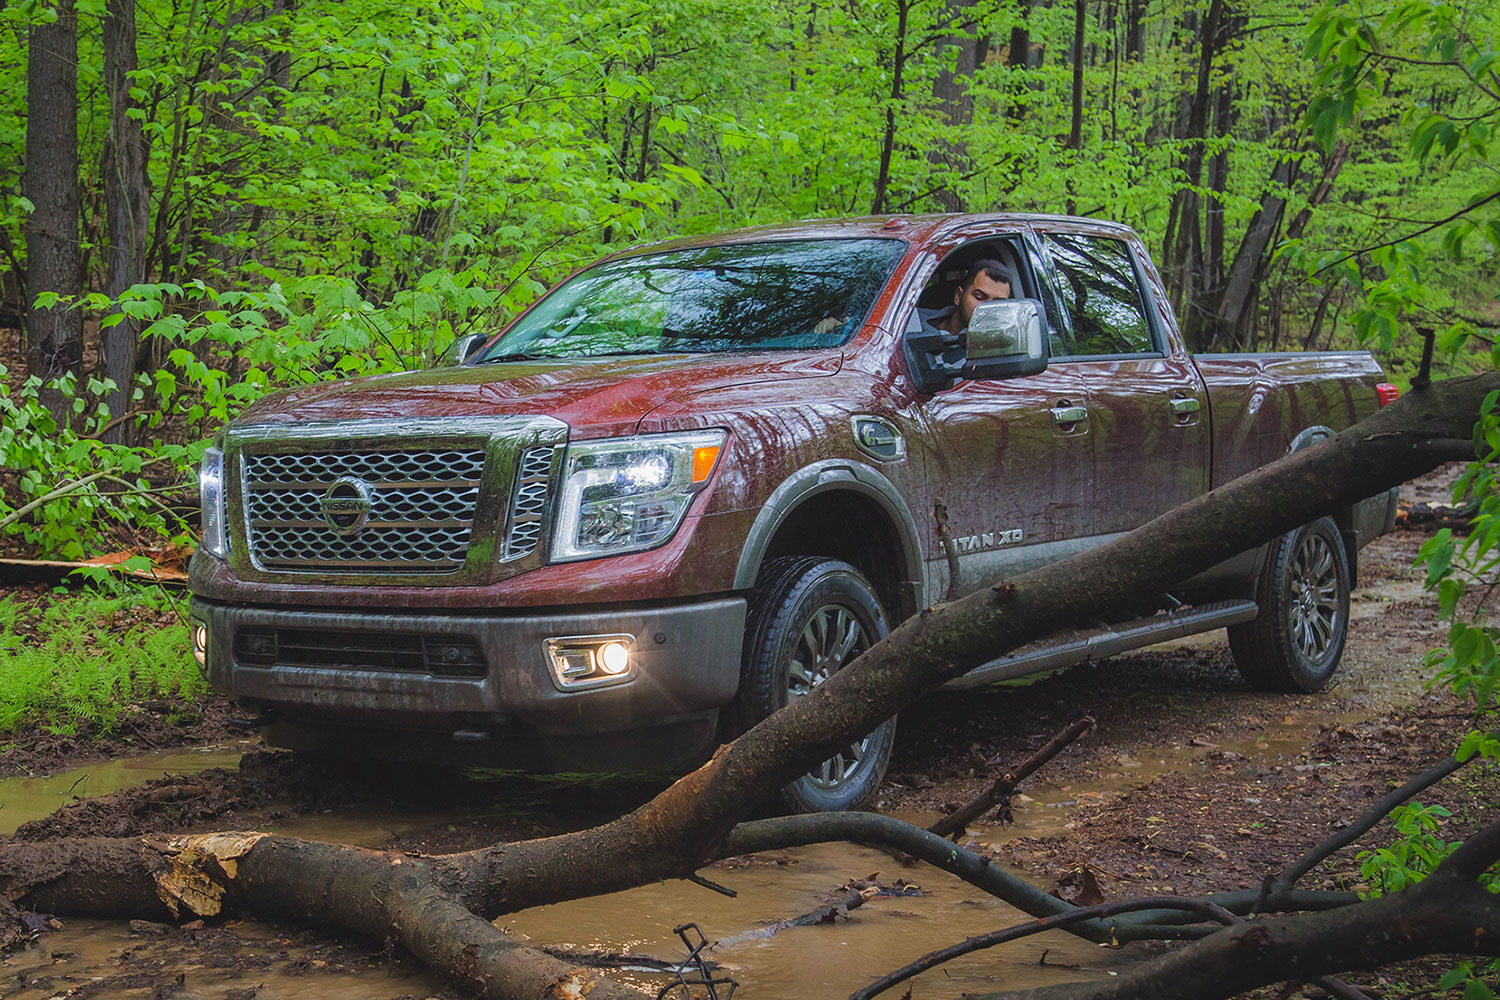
[1286,424,1362,578]
[734,459,925,621]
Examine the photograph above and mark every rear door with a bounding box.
[1030,225,1209,536]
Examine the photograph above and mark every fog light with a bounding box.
[543,634,636,690]
[190,620,209,671]
[599,641,630,675]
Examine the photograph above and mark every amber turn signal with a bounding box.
[691,445,722,483]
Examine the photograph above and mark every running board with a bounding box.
[941,598,1259,691]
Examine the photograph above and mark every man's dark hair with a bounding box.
[965,259,1010,287]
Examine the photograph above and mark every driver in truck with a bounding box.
[921,259,1013,339]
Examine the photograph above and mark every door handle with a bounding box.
[1050,405,1088,424]
[1169,397,1200,416]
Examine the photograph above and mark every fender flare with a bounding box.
[733,458,926,608]
[1286,424,1336,454]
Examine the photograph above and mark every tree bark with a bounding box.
[101,0,152,444]
[964,821,1500,1000]
[23,0,84,424]
[1202,152,1293,351]
[1067,0,1086,149]
[927,1,984,211]
[3,373,1496,999]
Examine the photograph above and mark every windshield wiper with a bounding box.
[477,351,556,364]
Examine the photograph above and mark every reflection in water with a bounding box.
[0,742,255,836]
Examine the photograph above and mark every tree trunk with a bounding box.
[1125,0,1144,61]
[23,0,84,425]
[1163,0,1223,333]
[101,0,152,444]
[1005,0,1033,122]
[870,0,910,214]
[927,1,983,211]
[1067,0,1086,149]
[3,373,1495,1000]
[1204,137,1349,352]
[1204,153,1294,350]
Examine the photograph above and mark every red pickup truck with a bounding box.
[188,214,1398,811]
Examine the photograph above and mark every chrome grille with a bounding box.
[242,449,486,573]
[504,446,557,560]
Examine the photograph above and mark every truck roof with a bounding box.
[609,213,1139,260]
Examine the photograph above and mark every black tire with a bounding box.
[1229,517,1351,693]
[732,557,897,813]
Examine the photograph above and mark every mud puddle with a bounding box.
[0,742,255,836]
[504,840,1130,997]
[4,916,451,999]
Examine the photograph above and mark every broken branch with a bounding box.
[928,715,1095,841]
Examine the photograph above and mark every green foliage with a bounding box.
[1293,0,1500,369]
[0,363,200,559]
[1357,801,1458,894]
[1417,392,1500,720]
[0,589,204,737]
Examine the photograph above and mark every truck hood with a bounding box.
[235,351,841,435]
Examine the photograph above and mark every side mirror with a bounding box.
[440,333,487,367]
[963,298,1048,379]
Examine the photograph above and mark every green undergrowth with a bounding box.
[0,586,204,738]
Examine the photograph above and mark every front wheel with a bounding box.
[1229,517,1351,693]
[732,557,896,813]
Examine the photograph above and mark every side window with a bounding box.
[1042,233,1155,357]
[1026,241,1074,357]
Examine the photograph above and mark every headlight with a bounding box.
[551,430,725,562]
[199,446,228,558]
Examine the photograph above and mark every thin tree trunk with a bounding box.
[23,0,84,424]
[1006,0,1032,122]
[1067,0,1086,149]
[1126,0,1144,61]
[870,0,910,214]
[101,0,152,444]
[1286,139,1350,243]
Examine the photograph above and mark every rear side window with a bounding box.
[1042,234,1155,357]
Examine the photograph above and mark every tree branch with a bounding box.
[1310,189,1500,277]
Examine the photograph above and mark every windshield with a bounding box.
[475,238,907,362]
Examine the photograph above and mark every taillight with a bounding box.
[1376,383,1400,407]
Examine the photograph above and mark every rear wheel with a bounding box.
[733,557,896,813]
[1229,517,1351,693]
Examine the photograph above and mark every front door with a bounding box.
[910,231,1095,598]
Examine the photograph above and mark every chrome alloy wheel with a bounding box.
[788,603,872,790]
[1288,531,1342,662]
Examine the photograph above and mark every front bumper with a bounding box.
[190,595,746,770]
